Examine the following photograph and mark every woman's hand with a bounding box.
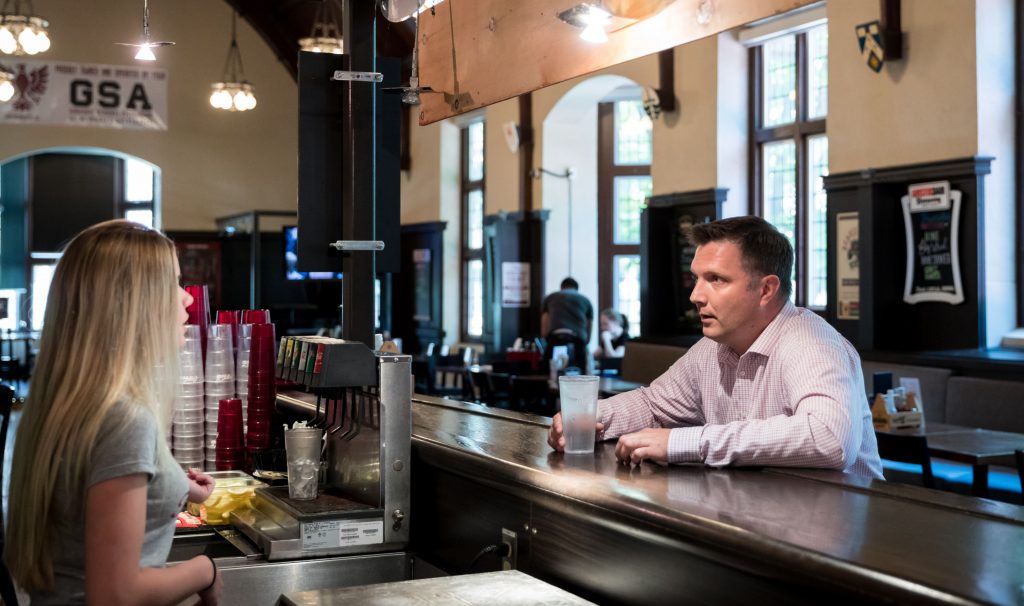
[187,468,216,504]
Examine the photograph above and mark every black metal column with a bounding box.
[341,0,376,347]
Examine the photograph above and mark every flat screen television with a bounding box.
[284,226,343,281]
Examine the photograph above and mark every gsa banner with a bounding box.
[0,58,168,130]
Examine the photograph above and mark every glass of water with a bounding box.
[558,375,600,455]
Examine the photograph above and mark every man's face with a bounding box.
[689,240,768,354]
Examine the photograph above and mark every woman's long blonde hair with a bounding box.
[5,220,181,591]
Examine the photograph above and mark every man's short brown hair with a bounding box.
[687,216,793,299]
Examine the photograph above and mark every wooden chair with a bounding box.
[467,369,511,408]
[511,375,555,416]
[0,383,19,605]
[875,432,935,489]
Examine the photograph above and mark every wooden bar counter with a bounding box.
[278,390,1024,605]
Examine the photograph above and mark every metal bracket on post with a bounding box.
[331,71,383,83]
[329,240,385,251]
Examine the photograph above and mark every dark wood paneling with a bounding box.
[825,157,991,351]
[639,189,724,344]
[482,211,548,353]
[392,222,446,355]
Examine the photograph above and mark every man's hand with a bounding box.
[187,468,216,504]
[547,412,604,452]
[614,428,671,466]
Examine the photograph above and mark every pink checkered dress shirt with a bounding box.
[599,303,883,479]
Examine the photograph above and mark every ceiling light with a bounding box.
[299,0,343,54]
[116,0,174,62]
[0,0,51,56]
[558,3,612,44]
[0,69,14,102]
[210,11,256,112]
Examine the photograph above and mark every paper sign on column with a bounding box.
[502,262,530,308]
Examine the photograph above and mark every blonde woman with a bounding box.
[5,220,222,605]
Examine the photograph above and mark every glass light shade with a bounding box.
[210,82,256,112]
[0,28,15,55]
[299,36,343,54]
[0,15,50,56]
[135,45,156,61]
[17,27,36,54]
[0,79,13,103]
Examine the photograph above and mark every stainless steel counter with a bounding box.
[278,570,594,605]
[278,390,1024,605]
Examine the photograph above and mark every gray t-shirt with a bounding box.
[29,402,189,605]
[542,288,594,342]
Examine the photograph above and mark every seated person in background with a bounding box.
[549,216,883,479]
[541,277,593,371]
[593,308,629,360]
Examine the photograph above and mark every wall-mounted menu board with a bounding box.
[900,181,964,304]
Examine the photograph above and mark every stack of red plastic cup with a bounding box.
[215,398,245,470]
[245,322,276,471]
[216,310,241,353]
[185,285,211,361]
[242,309,271,325]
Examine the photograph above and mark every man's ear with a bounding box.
[759,275,781,306]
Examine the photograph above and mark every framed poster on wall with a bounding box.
[176,241,223,308]
[835,212,860,319]
[901,181,964,305]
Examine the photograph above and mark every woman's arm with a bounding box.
[85,474,219,606]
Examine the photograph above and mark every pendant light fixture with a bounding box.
[115,0,174,61]
[210,10,256,112]
[298,0,343,54]
[0,0,50,55]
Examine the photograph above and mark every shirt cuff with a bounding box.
[668,426,704,464]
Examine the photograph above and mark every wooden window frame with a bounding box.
[1016,0,1023,325]
[749,31,826,309]
[597,101,650,315]
[460,121,485,342]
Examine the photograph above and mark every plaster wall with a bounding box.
[0,0,297,231]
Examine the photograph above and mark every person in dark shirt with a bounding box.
[541,277,594,371]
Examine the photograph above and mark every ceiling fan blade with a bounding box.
[114,41,175,48]
[382,86,435,94]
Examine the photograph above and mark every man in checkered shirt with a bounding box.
[549,216,883,478]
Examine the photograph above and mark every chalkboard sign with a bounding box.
[901,181,964,304]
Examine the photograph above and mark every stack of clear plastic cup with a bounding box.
[204,323,235,470]
[235,324,252,431]
[173,324,206,469]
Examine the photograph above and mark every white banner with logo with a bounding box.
[0,58,168,130]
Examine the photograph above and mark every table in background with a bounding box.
[879,422,1024,496]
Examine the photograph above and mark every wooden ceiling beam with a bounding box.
[415,0,818,124]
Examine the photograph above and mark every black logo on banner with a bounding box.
[70,80,152,110]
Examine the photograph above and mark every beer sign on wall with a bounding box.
[0,58,168,130]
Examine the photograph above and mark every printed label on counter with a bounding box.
[301,519,384,550]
